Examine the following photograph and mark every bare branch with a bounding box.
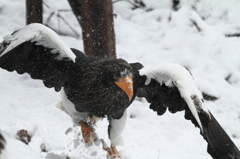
[58,9,72,12]
[44,4,80,39]
[46,11,55,24]
[190,19,202,32]
[43,1,50,9]
[57,12,80,39]
[113,0,151,11]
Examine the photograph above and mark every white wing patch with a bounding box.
[0,23,76,62]
[139,63,210,131]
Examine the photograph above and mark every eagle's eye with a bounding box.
[113,74,119,79]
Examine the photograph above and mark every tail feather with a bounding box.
[203,112,240,159]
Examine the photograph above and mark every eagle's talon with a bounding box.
[104,146,121,159]
[80,121,98,146]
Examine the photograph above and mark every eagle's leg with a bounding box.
[106,110,127,159]
[55,101,98,145]
[79,121,98,146]
[103,145,120,158]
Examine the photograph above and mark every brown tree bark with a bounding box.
[26,0,43,25]
[68,0,116,58]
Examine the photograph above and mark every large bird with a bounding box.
[0,23,239,159]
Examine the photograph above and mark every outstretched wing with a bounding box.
[0,23,77,91]
[133,63,240,159]
[140,63,209,130]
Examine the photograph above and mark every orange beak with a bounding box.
[115,77,133,101]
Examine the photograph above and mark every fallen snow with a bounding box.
[0,0,240,159]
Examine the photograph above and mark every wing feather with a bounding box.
[139,63,210,131]
[0,23,78,91]
[134,62,240,158]
[0,23,76,62]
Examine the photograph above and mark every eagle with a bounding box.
[0,23,239,159]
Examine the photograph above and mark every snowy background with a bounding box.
[0,0,240,159]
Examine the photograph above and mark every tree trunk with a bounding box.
[26,0,43,25]
[68,0,116,58]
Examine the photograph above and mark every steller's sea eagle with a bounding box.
[0,23,239,159]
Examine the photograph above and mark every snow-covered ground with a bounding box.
[0,0,240,159]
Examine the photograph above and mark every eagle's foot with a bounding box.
[80,121,97,146]
[104,145,121,159]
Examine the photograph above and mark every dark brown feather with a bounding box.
[64,53,134,119]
